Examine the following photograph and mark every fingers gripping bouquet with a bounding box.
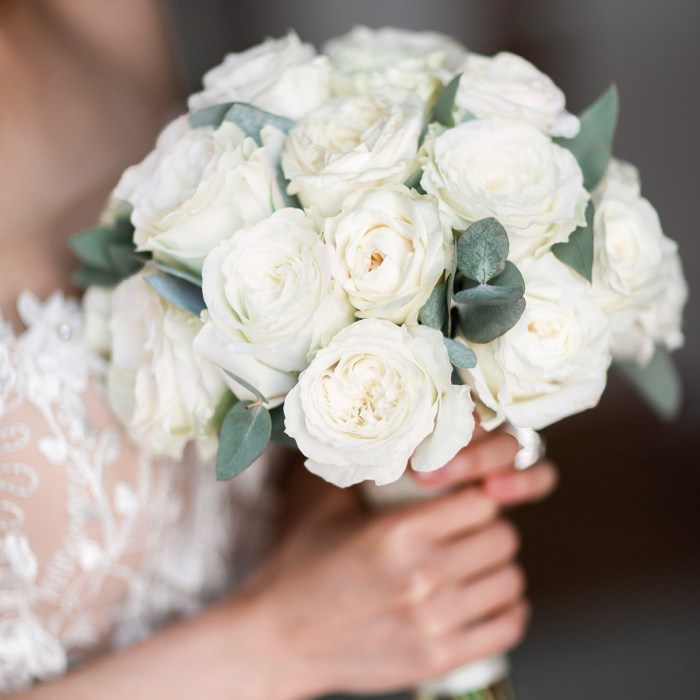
[73,27,688,699]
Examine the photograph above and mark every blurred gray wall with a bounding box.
[171,2,700,697]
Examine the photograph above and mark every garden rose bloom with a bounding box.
[282,93,422,217]
[194,209,354,406]
[284,319,475,487]
[324,26,466,103]
[188,31,330,119]
[460,254,611,430]
[116,121,285,273]
[108,274,228,459]
[324,186,452,324]
[454,52,579,137]
[591,160,688,364]
[421,118,589,261]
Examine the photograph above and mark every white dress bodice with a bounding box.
[0,291,276,692]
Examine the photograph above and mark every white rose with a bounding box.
[194,209,354,407]
[108,274,228,459]
[324,26,467,103]
[115,120,286,273]
[454,52,579,137]
[460,254,611,430]
[284,319,475,487]
[611,253,687,364]
[82,286,112,357]
[421,118,589,261]
[188,32,330,119]
[324,186,452,324]
[282,93,422,217]
[590,160,688,364]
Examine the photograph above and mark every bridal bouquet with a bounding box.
[72,27,687,699]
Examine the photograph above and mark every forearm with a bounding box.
[12,595,317,700]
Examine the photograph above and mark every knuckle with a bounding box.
[494,520,520,558]
[408,604,444,640]
[467,490,498,522]
[374,516,415,564]
[400,566,438,606]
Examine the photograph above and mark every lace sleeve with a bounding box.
[0,292,272,693]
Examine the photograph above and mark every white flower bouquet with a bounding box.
[72,27,688,699]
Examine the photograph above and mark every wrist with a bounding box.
[216,586,327,700]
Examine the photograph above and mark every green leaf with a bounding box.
[454,283,523,306]
[112,215,135,239]
[189,102,234,129]
[459,298,526,344]
[552,201,594,282]
[491,260,525,288]
[431,73,462,128]
[224,103,294,146]
[458,110,477,123]
[445,261,456,337]
[456,218,509,283]
[454,261,524,306]
[419,283,448,331]
[145,273,206,316]
[217,367,268,405]
[404,169,426,194]
[555,84,619,191]
[275,166,301,209]
[108,245,147,278]
[69,227,132,272]
[616,346,682,421]
[72,265,120,288]
[216,402,272,480]
[152,260,203,287]
[443,337,477,369]
[269,405,297,448]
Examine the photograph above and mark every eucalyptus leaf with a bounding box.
[269,405,297,448]
[216,402,272,480]
[113,215,135,239]
[224,103,294,145]
[108,245,147,278]
[404,169,425,194]
[419,283,448,331]
[443,337,477,369]
[72,265,120,288]
[145,273,206,316]
[69,227,131,272]
[459,298,526,344]
[552,201,594,281]
[616,346,682,421]
[445,261,456,336]
[217,367,268,405]
[276,166,301,209]
[454,283,523,306]
[189,102,234,129]
[555,84,619,191]
[458,110,477,123]
[152,260,203,287]
[456,218,509,283]
[431,73,462,128]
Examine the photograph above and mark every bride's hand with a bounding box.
[413,423,558,506]
[231,485,528,698]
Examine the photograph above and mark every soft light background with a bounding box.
[169,1,700,697]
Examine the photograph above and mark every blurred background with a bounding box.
[168,1,700,697]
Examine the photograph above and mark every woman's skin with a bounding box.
[2,2,557,697]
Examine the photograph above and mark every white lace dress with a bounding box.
[0,291,276,693]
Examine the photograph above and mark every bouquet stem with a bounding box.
[414,674,516,700]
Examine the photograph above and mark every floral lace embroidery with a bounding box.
[0,292,274,692]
